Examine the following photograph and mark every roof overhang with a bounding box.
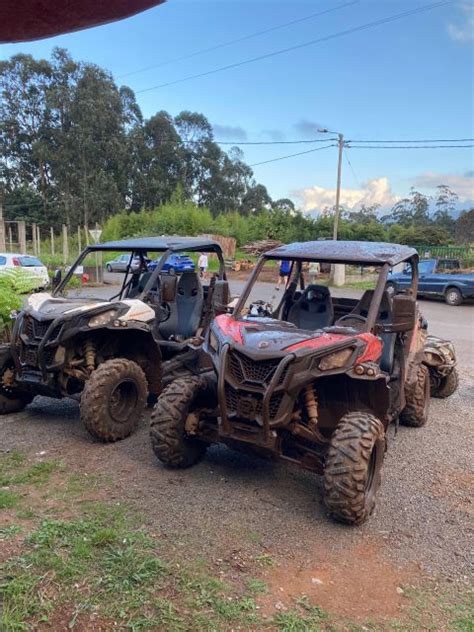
[0,0,166,43]
[264,240,418,267]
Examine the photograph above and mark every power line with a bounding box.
[348,138,474,143]
[249,144,336,167]
[117,1,358,80]
[136,0,453,93]
[348,144,474,149]
[343,148,361,188]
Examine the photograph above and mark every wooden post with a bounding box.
[50,227,55,255]
[32,223,37,255]
[78,226,82,253]
[0,202,5,252]
[36,225,41,255]
[18,221,26,253]
[62,224,68,264]
[8,224,13,252]
[84,224,89,246]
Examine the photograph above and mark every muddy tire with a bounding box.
[0,392,32,414]
[81,358,148,442]
[323,412,385,526]
[400,364,430,427]
[433,368,459,399]
[150,374,216,468]
[0,362,33,414]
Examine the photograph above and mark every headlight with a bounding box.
[208,330,219,353]
[88,310,116,327]
[319,348,353,371]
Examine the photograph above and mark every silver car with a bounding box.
[105,254,142,273]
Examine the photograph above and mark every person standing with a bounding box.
[276,259,291,290]
[308,261,320,285]
[198,252,208,279]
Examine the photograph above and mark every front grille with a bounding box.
[224,384,284,421]
[23,316,61,341]
[228,351,287,387]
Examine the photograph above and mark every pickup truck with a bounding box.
[386,258,474,306]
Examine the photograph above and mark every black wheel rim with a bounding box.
[109,379,139,423]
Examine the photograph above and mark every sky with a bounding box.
[1,0,473,213]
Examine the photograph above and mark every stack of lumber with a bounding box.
[241,239,283,256]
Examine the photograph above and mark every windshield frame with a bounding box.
[232,255,416,333]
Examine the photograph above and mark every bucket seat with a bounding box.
[287,284,334,330]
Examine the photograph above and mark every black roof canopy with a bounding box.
[87,236,222,253]
[265,240,418,267]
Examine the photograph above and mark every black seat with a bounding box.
[287,284,334,330]
[175,271,204,338]
[340,290,395,372]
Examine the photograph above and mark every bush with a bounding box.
[0,271,40,341]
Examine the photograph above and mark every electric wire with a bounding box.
[117,1,358,79]
[347,144,474,149]
[249,144,336,167]
[136,0,453,93]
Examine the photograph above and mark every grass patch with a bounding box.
[246,577,268,594]
[0,489,20,509]
[0,525,22,540]
[0,452,62,487]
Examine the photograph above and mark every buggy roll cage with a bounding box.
[232,253,419,334]
[53,241,227,301]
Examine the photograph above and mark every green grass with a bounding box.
[0,490,21,509]
[1,450,471,632]
[0,453,62,487]
[0,525,22,540]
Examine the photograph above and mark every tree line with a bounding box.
[1,48,473,247]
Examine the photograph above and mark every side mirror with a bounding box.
[52,269,62,290]
[379,295,416,333]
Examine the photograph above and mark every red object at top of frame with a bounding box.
[0,0,166,43]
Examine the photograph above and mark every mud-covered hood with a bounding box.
[22,292,107,321]
[214,314,350,353]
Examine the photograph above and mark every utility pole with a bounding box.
[333,133,344,240]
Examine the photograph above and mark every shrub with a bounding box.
[0,271,39,341]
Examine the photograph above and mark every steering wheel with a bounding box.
[337,314,367,325]
[153,301,171,322]
[248,300,273,318]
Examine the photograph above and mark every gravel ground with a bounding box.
[1,283,473,584]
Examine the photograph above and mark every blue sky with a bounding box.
[1,0,473,211]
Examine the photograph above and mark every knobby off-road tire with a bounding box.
[0,392,32,414]
[433,368,459,399]
[400,364,430,427]
[150,374,215,468]
[81,358,148,442]
[324,412,385,526]
[0,362,33,414]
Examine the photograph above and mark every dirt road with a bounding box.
[1,283,472,627]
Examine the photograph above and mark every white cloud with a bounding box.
[412,171,474,202]
[447,2,474,42]
[294,177,399,213]
[212,124,247,141]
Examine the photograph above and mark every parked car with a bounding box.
[386,258,474,305]
[0,253,49,289]
[148,253,195,274]
[105,253,146,273]
[150,240,458,526]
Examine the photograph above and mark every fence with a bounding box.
[414,244,474,267]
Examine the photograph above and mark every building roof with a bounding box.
[265,240,418,266]
[1,0,165,43]
[88,236,222,253]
